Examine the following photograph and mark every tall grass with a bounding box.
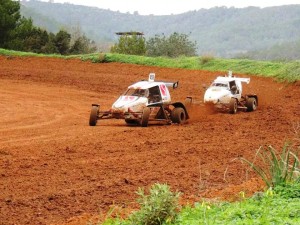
[240,144,300,188]
[274,61,300,82]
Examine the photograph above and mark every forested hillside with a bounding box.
[237,39,300,61]
[20,0,300,59]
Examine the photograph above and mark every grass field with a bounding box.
[1,48,299,82]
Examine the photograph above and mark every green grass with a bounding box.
[1,49,300,82]
[175,185,300,225]
[101,183,300,225]
[87,53,299,82]
[0,48,64,58]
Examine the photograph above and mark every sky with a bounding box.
[45,0,300,15]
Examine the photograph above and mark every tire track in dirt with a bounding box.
[0,79,101,147]
[0,56,299,225]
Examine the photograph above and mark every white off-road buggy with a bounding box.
[203,71,258,114]
[89,73,189,127]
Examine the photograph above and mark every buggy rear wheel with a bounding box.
[171,107,186,124]
[229,98,237,114]
[246,97,257,112]
[89,106,99,126]
[140,107,150,127]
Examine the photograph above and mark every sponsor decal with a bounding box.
[159,84,167,97]
[122,96,137,101]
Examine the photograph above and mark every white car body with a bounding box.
[111,76,172,119]
[203,71,257,113]
[89,73,188,126]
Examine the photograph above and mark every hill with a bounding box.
[20,0,300,58]
[237,38,300,61]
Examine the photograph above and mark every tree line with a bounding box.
[0,0,96,55]
[1,0,197,57]
[111,32,197,57]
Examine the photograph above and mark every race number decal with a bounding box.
[149,73,155,82]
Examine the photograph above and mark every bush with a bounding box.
[111,33,146,56]
[128,183,181,225]
[200,54,215,64]
[146,32,197,58]
[89,53,107,63]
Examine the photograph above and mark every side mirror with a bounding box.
[173,82,179,89]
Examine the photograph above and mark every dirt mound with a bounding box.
[0,56,299,225]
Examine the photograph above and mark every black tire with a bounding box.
[140,107,151,127]
[89,106,99,126]
[171,107,186,124]
[229,98,237,114]
[246,97,257,112]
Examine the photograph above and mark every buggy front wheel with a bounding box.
[140,107,151,127]
[89,105,99,126]
[229,98,237,114]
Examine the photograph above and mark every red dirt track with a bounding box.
[0,56,299,225]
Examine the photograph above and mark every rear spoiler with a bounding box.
[144,73,179,89]
[227,71,250,84]
[164,81,179,89]
[234,78,250,84]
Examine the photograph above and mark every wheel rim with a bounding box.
[180,111,186,122]
[253,100,257,110]
[234,101,237,112]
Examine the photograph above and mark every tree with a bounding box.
[111,33,146,55]
[0,0,21,47]
[42,32,58,54]
[54,30,71,55]
[6,17,50,53]
[146,32,197,57]
[5,17,34,50]
[0,1,95,55]
[69,35,97,54]
[24,27,49,53]
[146,34,166,57]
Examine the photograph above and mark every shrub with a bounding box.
[111,33,146,56]
[128,183,181,225]
[91,53,107,63]
[146,32,197,58]
[200,54,214,64]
